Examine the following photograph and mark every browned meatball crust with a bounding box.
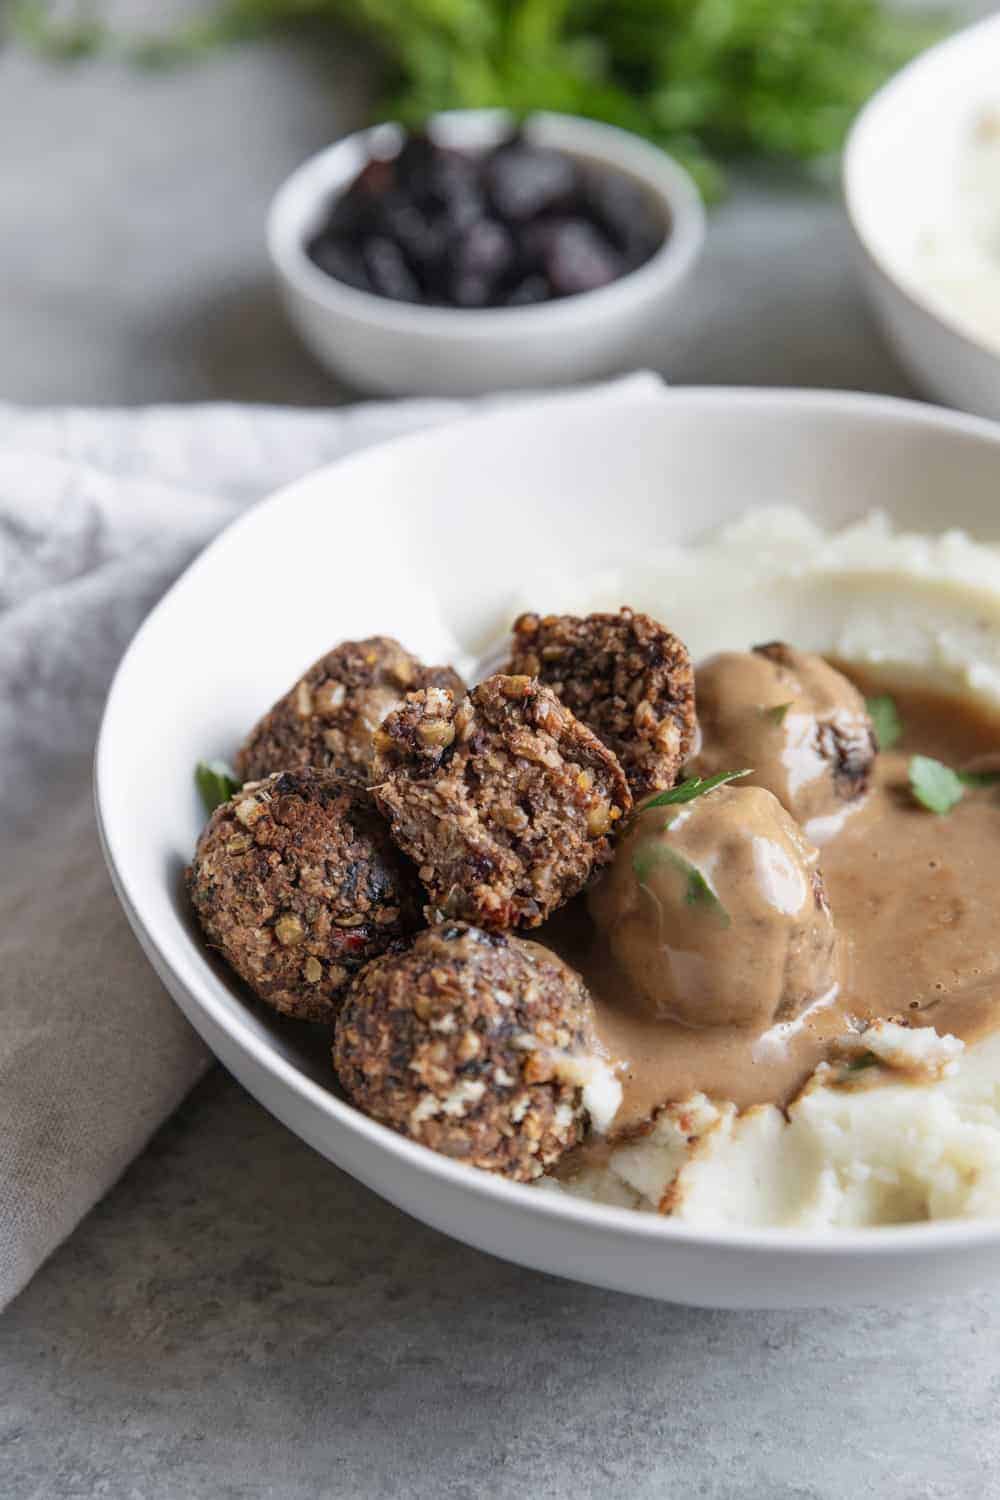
[505,608,696,797]
[235,636,465,786]
[187,768,422,1023]
[371,674,632,929]
[334,923,598,1179]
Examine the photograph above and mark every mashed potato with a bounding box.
[532,508,1000,1227]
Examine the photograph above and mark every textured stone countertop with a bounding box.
[3,15,999,1500]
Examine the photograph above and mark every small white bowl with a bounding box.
[267,110,705,396]
[96,386,1000,1308]
[844,13,1000,420]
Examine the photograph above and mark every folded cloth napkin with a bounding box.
[0,375,662,1310]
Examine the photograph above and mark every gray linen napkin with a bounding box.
[0,377,661,1310]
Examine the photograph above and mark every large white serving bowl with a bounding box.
[96,387,1000,1308]
[844,13,1000,419]
[268,110,705,396]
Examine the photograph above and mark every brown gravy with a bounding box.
[541,674,1000,1135]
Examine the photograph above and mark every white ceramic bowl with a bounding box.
[96,387,1000,1308]
[844,13,1000,419]
[267,110,705,396]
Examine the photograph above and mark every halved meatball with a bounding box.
[371,674,632,929]
[235,636,465,786]
[505,608,695,796]
[334,923,608,1179]
[693,643,877,839]
[187,769,422,1022]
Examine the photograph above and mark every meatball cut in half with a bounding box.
[589,782,838,1031]
[505,608,696,797]
[188,769,422,1023]
[693,643,877,838]
[335,923,617,1180]
[371,674,632,929]
[235,636,465,787]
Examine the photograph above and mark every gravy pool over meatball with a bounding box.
[542,675,1000,1140]
[692,643,877,840]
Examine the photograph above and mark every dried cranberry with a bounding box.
[585,169,664,267]
[362,237,421,302]
[544,219,623,297]
[307,236,371,293]
[484,143,579,222]
[304,128,666,310]
[504,274,550,307]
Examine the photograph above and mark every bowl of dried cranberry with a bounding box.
[268,109,705,396]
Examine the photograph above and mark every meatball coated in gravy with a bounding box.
[334,923,601,1180]
[188,769,422,1022]
[693,643,877,838]
[235,636,465,786]
[588,783,837,1030]
[372,674,632,929]
[506,608,696,796]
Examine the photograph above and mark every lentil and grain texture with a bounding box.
[187,768,422,1023]
[371,673,632,929]
[505,608,696,797]
[334,923,597,1179]
[235,636,465,786]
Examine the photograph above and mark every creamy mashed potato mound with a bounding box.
[530,508,1000,1228]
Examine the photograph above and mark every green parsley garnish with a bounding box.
[839,1050,880,1083]
[866,693,902,750]
[195,759,241,815]
[959,769,1000,789]
[763,702,793,726]
[908,756,965,816]
[14,1,941,202]
[641,768,752,812]
[632,842,729,926]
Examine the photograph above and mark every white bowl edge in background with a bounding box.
[267,110,705,396]
[844,12,1000,419]
[96,386,1000,1307]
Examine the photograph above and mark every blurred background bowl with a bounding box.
[844,12,1000,421]
[268,109,705,397]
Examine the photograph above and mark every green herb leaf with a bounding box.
[642,768,752,811]
[16,0,943,202]
[196,759,241,815]
[866,694,902,750]
[762,702,792,725]
[958,769,1000,788]
[909,756,965,815]
[839,1050,880,1082]
[632,842,729,926]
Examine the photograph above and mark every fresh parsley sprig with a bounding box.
[632,842,729,926]
[196,759,241,815]
[14,0,944,201]
[908,756,1000,815]
[641,768,751,811]
[866,694,902,750]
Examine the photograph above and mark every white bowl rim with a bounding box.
[96,383,1000,1261]
[843,10,1000,367]
[267,108,706,338]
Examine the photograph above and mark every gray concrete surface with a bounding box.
[3,12,999,1500]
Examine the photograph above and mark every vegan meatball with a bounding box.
[235,636,465,786]
[693,643,877,838]
[589,782,838,1031]
[371,674,632,928]
[188,768,422,1023]
[505,607,696,796]
[334,923,613,1179]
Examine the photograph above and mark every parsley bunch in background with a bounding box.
[15,0,944,198]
